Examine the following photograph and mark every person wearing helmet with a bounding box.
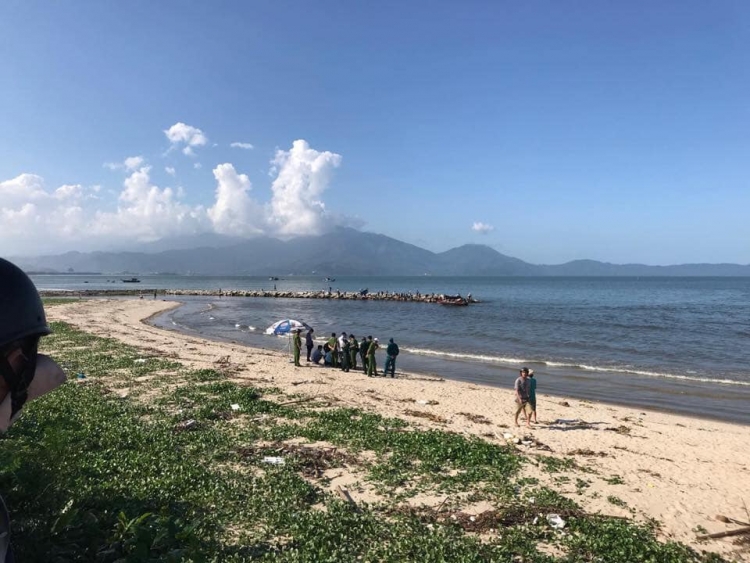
[0,257,67,561]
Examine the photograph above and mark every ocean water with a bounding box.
[32,274,750,424]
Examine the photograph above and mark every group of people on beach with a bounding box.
[513,367,538,427]
[293,329,399,378]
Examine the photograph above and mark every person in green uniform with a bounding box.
[384,338,399,378]
[349,334,358,370]
[360,336,370,372]
[327,333,338,368]
[367,337,379,377]
[293,329,302,367]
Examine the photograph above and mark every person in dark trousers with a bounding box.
[349,334,358,370]
[305,328,314,362]
[360,336,371,373]
[384,338,399,378]
[367,337,379,377]
[0,258,68,562]
[293,329,302,367]
[327,333,338,368]
[341,337,350,372]
[311,345,323,364]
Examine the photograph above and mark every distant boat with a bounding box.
[325,277,336,282]
[439,299,468,306]
[269,276,279,281]
[122,277,141,283]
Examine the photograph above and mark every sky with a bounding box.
[1,1,748,265]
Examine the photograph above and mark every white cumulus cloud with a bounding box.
[90,166,206,241]
[207,164,265,236]
[230,142,254,150]
[164,122,207,156]
[268,139,342,236]
[472,221,495,234]
[104,155,145,171]
[0,138,352,254]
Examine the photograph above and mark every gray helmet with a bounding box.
[0,258,50,348]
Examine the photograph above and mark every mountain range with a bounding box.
[12,228,750,276]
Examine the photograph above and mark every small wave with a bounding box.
[403,347,750,387]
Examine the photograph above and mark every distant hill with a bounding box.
[11,228,750,276]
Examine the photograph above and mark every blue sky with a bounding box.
[1,1,748,264]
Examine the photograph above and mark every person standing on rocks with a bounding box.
[305,328,314,362]
[384,338,399,378]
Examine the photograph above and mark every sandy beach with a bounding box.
[49,298,750,561]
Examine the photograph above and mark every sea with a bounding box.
[31,274,750,425]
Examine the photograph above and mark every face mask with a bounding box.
[0,336,39,419]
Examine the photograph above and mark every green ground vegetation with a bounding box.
[0,318,728,562]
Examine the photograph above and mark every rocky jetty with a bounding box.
[39,288,479,305]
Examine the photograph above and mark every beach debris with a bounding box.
[568,448,608,457]
[278,396,318,407]
[230,403,241,411]
[550,418,596,430]
[559,401,571,407]
[261,456,286,466]
[336,485,358,510]
[716,514,750,526]
[696,526,750,541]
[76,373,87,380]
[458,412,492,424]
[404,409,448,424]
[605,425,632,435]
[547,514,566,529]
[174,419,198,432]
[503,432,514,440]
[238,442,358,477]
[215,355,231,366]
[416,399,439,405]
[133,358,147,364]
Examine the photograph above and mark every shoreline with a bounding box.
[46,297,750,561]
[150,296,750,426]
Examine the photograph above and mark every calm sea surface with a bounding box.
[32,274,750,424]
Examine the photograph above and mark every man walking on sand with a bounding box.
[514,367,532,427]
[293,329,302,367]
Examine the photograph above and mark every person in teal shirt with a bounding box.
[528,369,538,423]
